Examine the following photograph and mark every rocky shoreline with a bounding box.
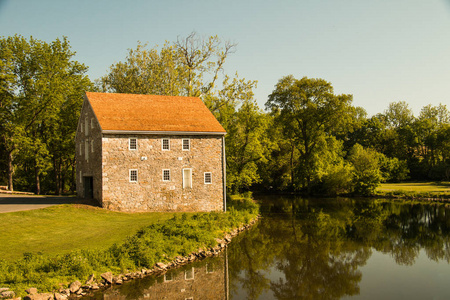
[0,216,260,300]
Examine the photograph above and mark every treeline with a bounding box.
[1,34,449,195]
[0,35,94,194]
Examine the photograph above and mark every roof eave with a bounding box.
[102,130,227,136]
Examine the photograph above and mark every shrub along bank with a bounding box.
[0,197,259,298]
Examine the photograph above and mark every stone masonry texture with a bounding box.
[76,98,225,212]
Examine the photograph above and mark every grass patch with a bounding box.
[0,204,175,261]
[0,197,259,297]
[376,182,450,199]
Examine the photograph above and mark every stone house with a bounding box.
[75,92,226,212]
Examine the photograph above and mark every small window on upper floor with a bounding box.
[204,172,212,184]
[85,117,89,136]
[182,139,190,151]
[129,169,138,182]
[185,267,194,280]
[163,169,171,181]
[85,141,90,161]
[129,138,137,150]
[162,138,170,151]
[90,118,94,129]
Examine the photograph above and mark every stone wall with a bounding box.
[75,98,103,204]
[101,134,224,212]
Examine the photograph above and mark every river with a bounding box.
[82,196,450,299]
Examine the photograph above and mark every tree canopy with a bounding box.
[1,33,449,195]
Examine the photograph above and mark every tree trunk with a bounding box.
[7,150,14,191]
[54,156,62,195]
[35,163,40,195]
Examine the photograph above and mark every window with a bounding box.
[185,267,194,280]
[85,117,89,136]
[79,143,82,155]
[163,169,170,181]
[90,118,94,129]
[206,263,214,273]
[182,139,190,151]
[164,273,173,282]
[129,138,137,150]
[85,141,89,161]
[129,169,138,182]
[91,140,94,153]
[204,172,212,184]
[79,171,82,183]
[183,169,192,189]
[162,138,170,150]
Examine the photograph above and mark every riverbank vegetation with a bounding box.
[0,196,259,296]
[1,33,449,196]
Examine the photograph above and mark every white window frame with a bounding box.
[129,138,137,150]
[85,140,89,161]
[164,272,173,282]
[182,138,190,151]
[85,117,89,136]
[162,169,171,182]
[185,267,194,280]
[183,168,192,189]
[129,169,138,182]
[206,263,214,273]
[204,172,212,184]
[162,138,170,151]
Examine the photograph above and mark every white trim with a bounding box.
[85,140,89,161]
[183,168,192,189]
[129,169,138,182]
[129,138,138,150]
[162,138,170,151]
[85,117,89,136]
[182,138,190,151]
[162,169,170,181]
[103,130,226,136]
[204,172,212,184]
[185,267,194,280]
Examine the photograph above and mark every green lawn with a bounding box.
[377,182,450,195]
[0,204,175,260]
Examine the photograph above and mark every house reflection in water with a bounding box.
[93,251,228,300]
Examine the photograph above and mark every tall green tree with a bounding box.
[0,35,92,193]
[266,75,354,193]
[99,32,236,97]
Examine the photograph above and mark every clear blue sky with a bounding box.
[1,0,449,116]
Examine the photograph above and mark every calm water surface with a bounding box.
[84,196,450,299]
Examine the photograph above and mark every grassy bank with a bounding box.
[375,182,450,199]
[0,204,175,260]
[0,197,259,297]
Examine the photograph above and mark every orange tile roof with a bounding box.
[85,92,226,134]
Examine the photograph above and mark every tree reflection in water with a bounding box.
[227,196,450,299]
[82,197,450,299]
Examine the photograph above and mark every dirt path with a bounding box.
[0,194,79,213]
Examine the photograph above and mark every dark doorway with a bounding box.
[84,177,94,198]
